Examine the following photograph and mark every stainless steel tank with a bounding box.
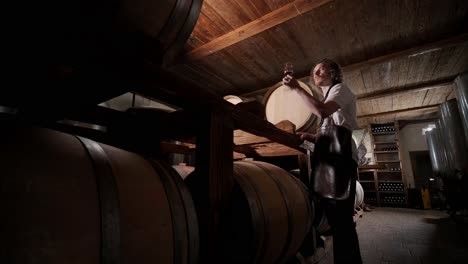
[425,126,448,175]
[439,100,468,179]
[455,73,468,145]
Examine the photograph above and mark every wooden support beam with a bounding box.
[357,104,440,119]
[398,118,439,129]
[194,109,234,263]
[185,0,333,61]
[357,76,455,101]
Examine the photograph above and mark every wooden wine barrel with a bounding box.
[120,0,202,63]
[0,125,198,264]
[263,80,322,133]
[355,181,364,208]
[37,0,202,66]
[185,161,312,264]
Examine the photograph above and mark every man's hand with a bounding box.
[296,132,316,143]
[282,74,301,89]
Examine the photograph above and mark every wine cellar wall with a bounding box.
[359,121,408,207]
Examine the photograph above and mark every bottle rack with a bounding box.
[359,121,408,207]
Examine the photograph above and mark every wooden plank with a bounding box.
[388,58,402,89]
[450,43,468,74]
[357,100,373,116]
[396,56,410,87]
[234,120,296,145]
[233,151,247,160]
[233,120,302,157]
[423,85,454,106]
[357,76,455,101]
[349,0,385,61]
[357,104,440,119]
[344,69,367,95]
[251,142,304,156]
[186,0,333,61]
[343,33,468,72]
[234,129,270,145]
[370,62,393,92]
[411,48,436,84]
[421,48,443,82]
[360,66,374,94]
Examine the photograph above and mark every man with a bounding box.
[283,59,362,264]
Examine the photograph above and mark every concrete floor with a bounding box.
[307,207,468,264]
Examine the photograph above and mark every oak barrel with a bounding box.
[0,125,198,264]
[185,161,312,264]
[355,181,364,208]
[264,80,322,132]
[36,0,202,66]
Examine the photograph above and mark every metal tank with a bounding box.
[425,126,448,176]
[438,99,468,179]
[435,120,450,176]
[455,73,468,145]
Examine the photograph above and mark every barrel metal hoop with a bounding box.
[76,136,121,264]
[158,0,198,53]
[147,159,186,264]
[159,163,199,264]
[162,0,203,62]
[233,163,264,263]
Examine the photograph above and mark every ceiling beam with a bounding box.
[357,104,440,119]
[357,76,455,101]
[185,0,333,61]
[398,118,438,129]
[242,75,455,102]
[344,33,468,72]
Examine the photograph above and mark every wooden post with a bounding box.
[195,109,234,263]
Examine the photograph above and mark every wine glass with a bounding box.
[284,62,293,76]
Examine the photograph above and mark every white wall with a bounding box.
[398,122,435,188]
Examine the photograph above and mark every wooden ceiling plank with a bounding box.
[388,58,402,89]
[430,86,454,105]
[412,49,435,84]
[357,104,440,119]
[396,56,410,87]
[343,33,468,72]
[360,66,374,94]
[343,70,365,95]
[357,76,455,101]
[186,0,333,61]
[450,43,468,75]
[421,48,443,82]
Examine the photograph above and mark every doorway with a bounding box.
[410,150,433,189]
